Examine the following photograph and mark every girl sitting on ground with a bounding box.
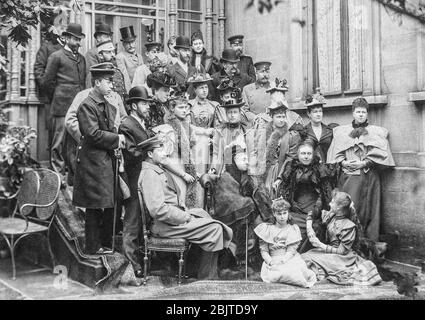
[302,190,382,286]
[254,198,317,288]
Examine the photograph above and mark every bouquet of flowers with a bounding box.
[0,109,38,197]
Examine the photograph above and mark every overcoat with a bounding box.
[237,54,256,83]
[116,51,144,89]
[42,48,86,116]
[72,89,120,209]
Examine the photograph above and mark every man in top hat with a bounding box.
[139,136,233,280]
[228,35,256,83]
[167,36,200,87]
[242,61,273,116]
[116,26,144,89]
[73,63,127,255]
[211,49,252,103]
[42,23,86,186]
[132,41,163,89]
[119,86,152,276]
[85,22,113,87]
[210,88,249,176]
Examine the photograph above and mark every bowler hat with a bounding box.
[137,136,163,151]
[145,41,162,52]
[174,36,191,50]
[254,61,272,71]
[266,78,289,93]
[220,49,240,64]
[127,86,153,104]
[228,35,244,44]
[90,62,115,79]
[94,23,112,38]
[120,26,137,42]
[220,88,245,109]
[62,23,85,39]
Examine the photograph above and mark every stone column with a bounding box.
[218,0,226,54]
[9,42,20,102]
[27,25,40,104]
[205,0,213,54]
[169,0,178,37]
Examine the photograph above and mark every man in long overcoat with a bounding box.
[139,136,233,279]
[42,23,86,185]
[73,64,126,255]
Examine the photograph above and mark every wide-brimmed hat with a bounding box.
[89,62,115,79]
[228,34,244,44]
[174,36,191,50]
[94,23,112,37]
[137,136,163,151]
[146,71,176,88]
[216,77,237,92]
[220,49,240,64]
[120,26,137,42]
[187,72,212,85]
[127,86,153,104]
[62,23,85,39]
[305,92,326,108]
[220,88,245,109]
[97,41,115,53]
[268,100,289,114]
[266,78,289,93]
[145,41,162,52]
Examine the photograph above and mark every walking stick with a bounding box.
[245,218,249,280]
[112,149,121,253]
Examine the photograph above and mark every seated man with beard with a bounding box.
[208,145,273,273]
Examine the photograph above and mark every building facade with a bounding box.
[1,0,424,257]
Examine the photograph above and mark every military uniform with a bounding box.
[242,81,272,115]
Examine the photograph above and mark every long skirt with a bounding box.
[264,162,280,200]
[261,253,317,288]
[338,169,381,241]
[193,133,211,208]
[301,249,382,286]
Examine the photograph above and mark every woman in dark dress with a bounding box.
[275,139,335,253]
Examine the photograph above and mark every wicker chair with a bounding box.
[137,187,191,285]
[0,168,61,279]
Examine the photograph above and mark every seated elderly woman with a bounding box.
[301,190,382,286]
[206,145,273,270]
[274,139,335,253]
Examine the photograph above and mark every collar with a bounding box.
[142,161,164,174]
[64,45,77,56]
[352,120,369,129]
[130,114,146,130]
[89,88,105,104]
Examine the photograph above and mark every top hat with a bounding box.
[94,23,112,38]
[146,71,177,89]
[174,36,191,50]
[62,23,85,39]
[216,77,237,92]
[120,26,137,42]
[145,41,162,52]
[89,62,115,79]
[228,34,244,44]
[266,78,289,93]
[305,91,326,108]
[254,61,272,71]
[220,49,240,64]
[97,41,115,53]
[220,88,245,109]
[191,30,204,44]
[137,136,163,151]
[187,72,212,85]
[127,86,153,104]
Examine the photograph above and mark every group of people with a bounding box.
[34,19,396,287]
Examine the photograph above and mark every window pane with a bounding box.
[348,0,364,91]
[316,0,342,94]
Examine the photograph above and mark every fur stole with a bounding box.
[265,123,288,174]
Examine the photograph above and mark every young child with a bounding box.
[254,198,317,288]
[302,190,382,286]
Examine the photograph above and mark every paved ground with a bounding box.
[1,256,425,300]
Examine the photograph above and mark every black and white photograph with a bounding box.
[0,0,424,304]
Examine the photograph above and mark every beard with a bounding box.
[68,43,80,53]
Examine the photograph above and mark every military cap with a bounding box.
[228,35,244,44]
[97,40,115,53]
[89,62,115,79]
[254,61,272,71]
[137,136,163,151]
[266,78,289,93]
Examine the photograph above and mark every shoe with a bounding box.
[95,247,113,255]
[134,269,144,278]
